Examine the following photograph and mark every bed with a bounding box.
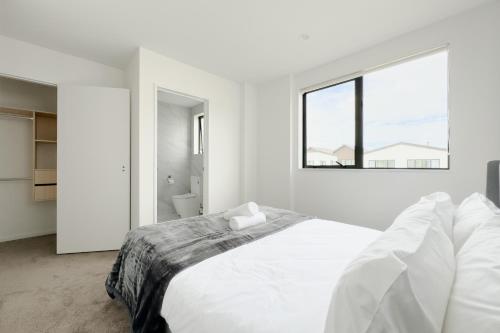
[107,161,500,333]
[105,207,380,333]
[161,218,380,333]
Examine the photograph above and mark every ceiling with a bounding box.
[157,90,202,108]
[0,0,494,82]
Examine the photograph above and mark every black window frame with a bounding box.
[197,114,204,155]
[302,77,363,169]
[302,50,450,170]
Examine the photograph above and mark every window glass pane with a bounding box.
[363,51,448,169]
[193,114,205,155]
[305,80,355,166]
[199,116,204,154]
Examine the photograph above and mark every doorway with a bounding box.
[154,87,208,223]
[0,74,57,243]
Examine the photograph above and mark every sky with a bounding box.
[306,51,448,151]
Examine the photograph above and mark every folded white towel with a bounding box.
[223,202,259,221]
[229,212,266,231]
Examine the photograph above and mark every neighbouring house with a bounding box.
[306,142,448,168]
[306,147,337,166]
[306,145,355,166]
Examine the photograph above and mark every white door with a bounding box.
[57,85,130,254]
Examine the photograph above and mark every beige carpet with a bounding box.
[0,235,130,332]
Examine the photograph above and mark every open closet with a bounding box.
[0,90,57,200]
[0,75,57,242]
[1,74,130,253]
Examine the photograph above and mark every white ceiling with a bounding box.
[0,0,494,82]
[158,90,202,108]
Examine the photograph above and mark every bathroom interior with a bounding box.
[156,89,205,222]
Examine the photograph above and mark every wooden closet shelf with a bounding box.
[0,107,33,119]
[0,106,56,116]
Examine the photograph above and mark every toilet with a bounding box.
[172,176,201,218]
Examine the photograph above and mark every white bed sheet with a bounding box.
[161,218,381,333]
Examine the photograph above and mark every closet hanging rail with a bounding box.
[0,177,32,182]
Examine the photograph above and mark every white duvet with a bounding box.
[161,218,381,333]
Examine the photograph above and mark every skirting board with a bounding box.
[0,229,56,243]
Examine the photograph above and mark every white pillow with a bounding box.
[419,192,455,240]
[443,216,500,333]
[453,193,500,252]
[324,200,455,333]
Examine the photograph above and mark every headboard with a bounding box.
[487,160,500,208]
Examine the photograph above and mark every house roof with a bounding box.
[332,145,354,154]
[365,142,447,154]
[308,142,447,156]
[307,147,335,155]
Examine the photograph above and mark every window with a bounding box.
[193,113,204,155]
[303,79,360,168]
[407,159,440,169]
[302,49,449,169]
[368,160,396,168]
[341,159,355,166]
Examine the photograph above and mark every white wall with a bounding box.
[0,76,57,111]
[0,35,124,87]
[256,76,294,209]
[0,35,125,241]
[255,2,500,230]
[125,50,140,229]
[240,83,258,202]
[133,47,241,227]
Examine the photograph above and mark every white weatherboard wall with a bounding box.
[134,47,241,227]
[0,35,124,241]
[256,2,500,230]
[364,144,448,169]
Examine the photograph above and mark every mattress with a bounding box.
[161,218,381,333]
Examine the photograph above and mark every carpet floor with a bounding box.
[0,235,130,332]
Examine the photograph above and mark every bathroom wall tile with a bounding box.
[191,104,204,210]
[157,102,191,221]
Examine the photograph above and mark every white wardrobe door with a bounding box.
[57,85,130,254]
